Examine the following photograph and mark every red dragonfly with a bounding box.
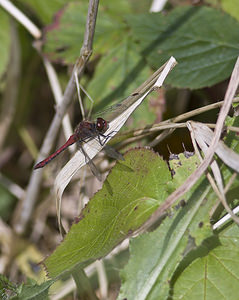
[34,117,122,180]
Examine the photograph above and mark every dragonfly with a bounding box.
[34,117,123,181]
[34,58,176,181]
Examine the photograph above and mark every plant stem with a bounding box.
[72,268,98,300]
[13,0,100,234]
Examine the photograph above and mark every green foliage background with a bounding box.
[0,0,239,299]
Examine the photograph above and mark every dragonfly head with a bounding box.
[96,118,108,133]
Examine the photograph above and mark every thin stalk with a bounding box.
[72,268,98,300]
[13,0,100,234]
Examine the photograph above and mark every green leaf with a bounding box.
[43,2,88,64]
[0,10,11,80]
[168,152,200,190]
[96,0,131,20]
[44,148,172,278]
[43,1,130,63]
[18,0,70,24]
[0,276,53,300]
[225,116,239,152]
[221,0,239,21]
[14,280,54,300]
[118,153,213,300]
[127,6,239,89]
[0,274,17,299]
[173,223,239,300]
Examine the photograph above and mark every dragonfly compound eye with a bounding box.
[96,118,108,132]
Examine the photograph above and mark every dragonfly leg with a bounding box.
[97,131,124,161]
[98,130,118,146]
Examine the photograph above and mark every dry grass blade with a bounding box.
[188,121,239,225]
[54,57,177,234]
[213,206,239,230]
[189,122,239,172]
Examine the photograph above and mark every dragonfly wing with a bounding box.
[93,57,177,122]
[102,57,177,143]
[79,134,124,161]
[104,145,124,161]
[80,145,102,181]
[86,159,102,181]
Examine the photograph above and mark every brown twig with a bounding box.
[13,0,100,234]
[137,56,239,233]
[113,97,239,146]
